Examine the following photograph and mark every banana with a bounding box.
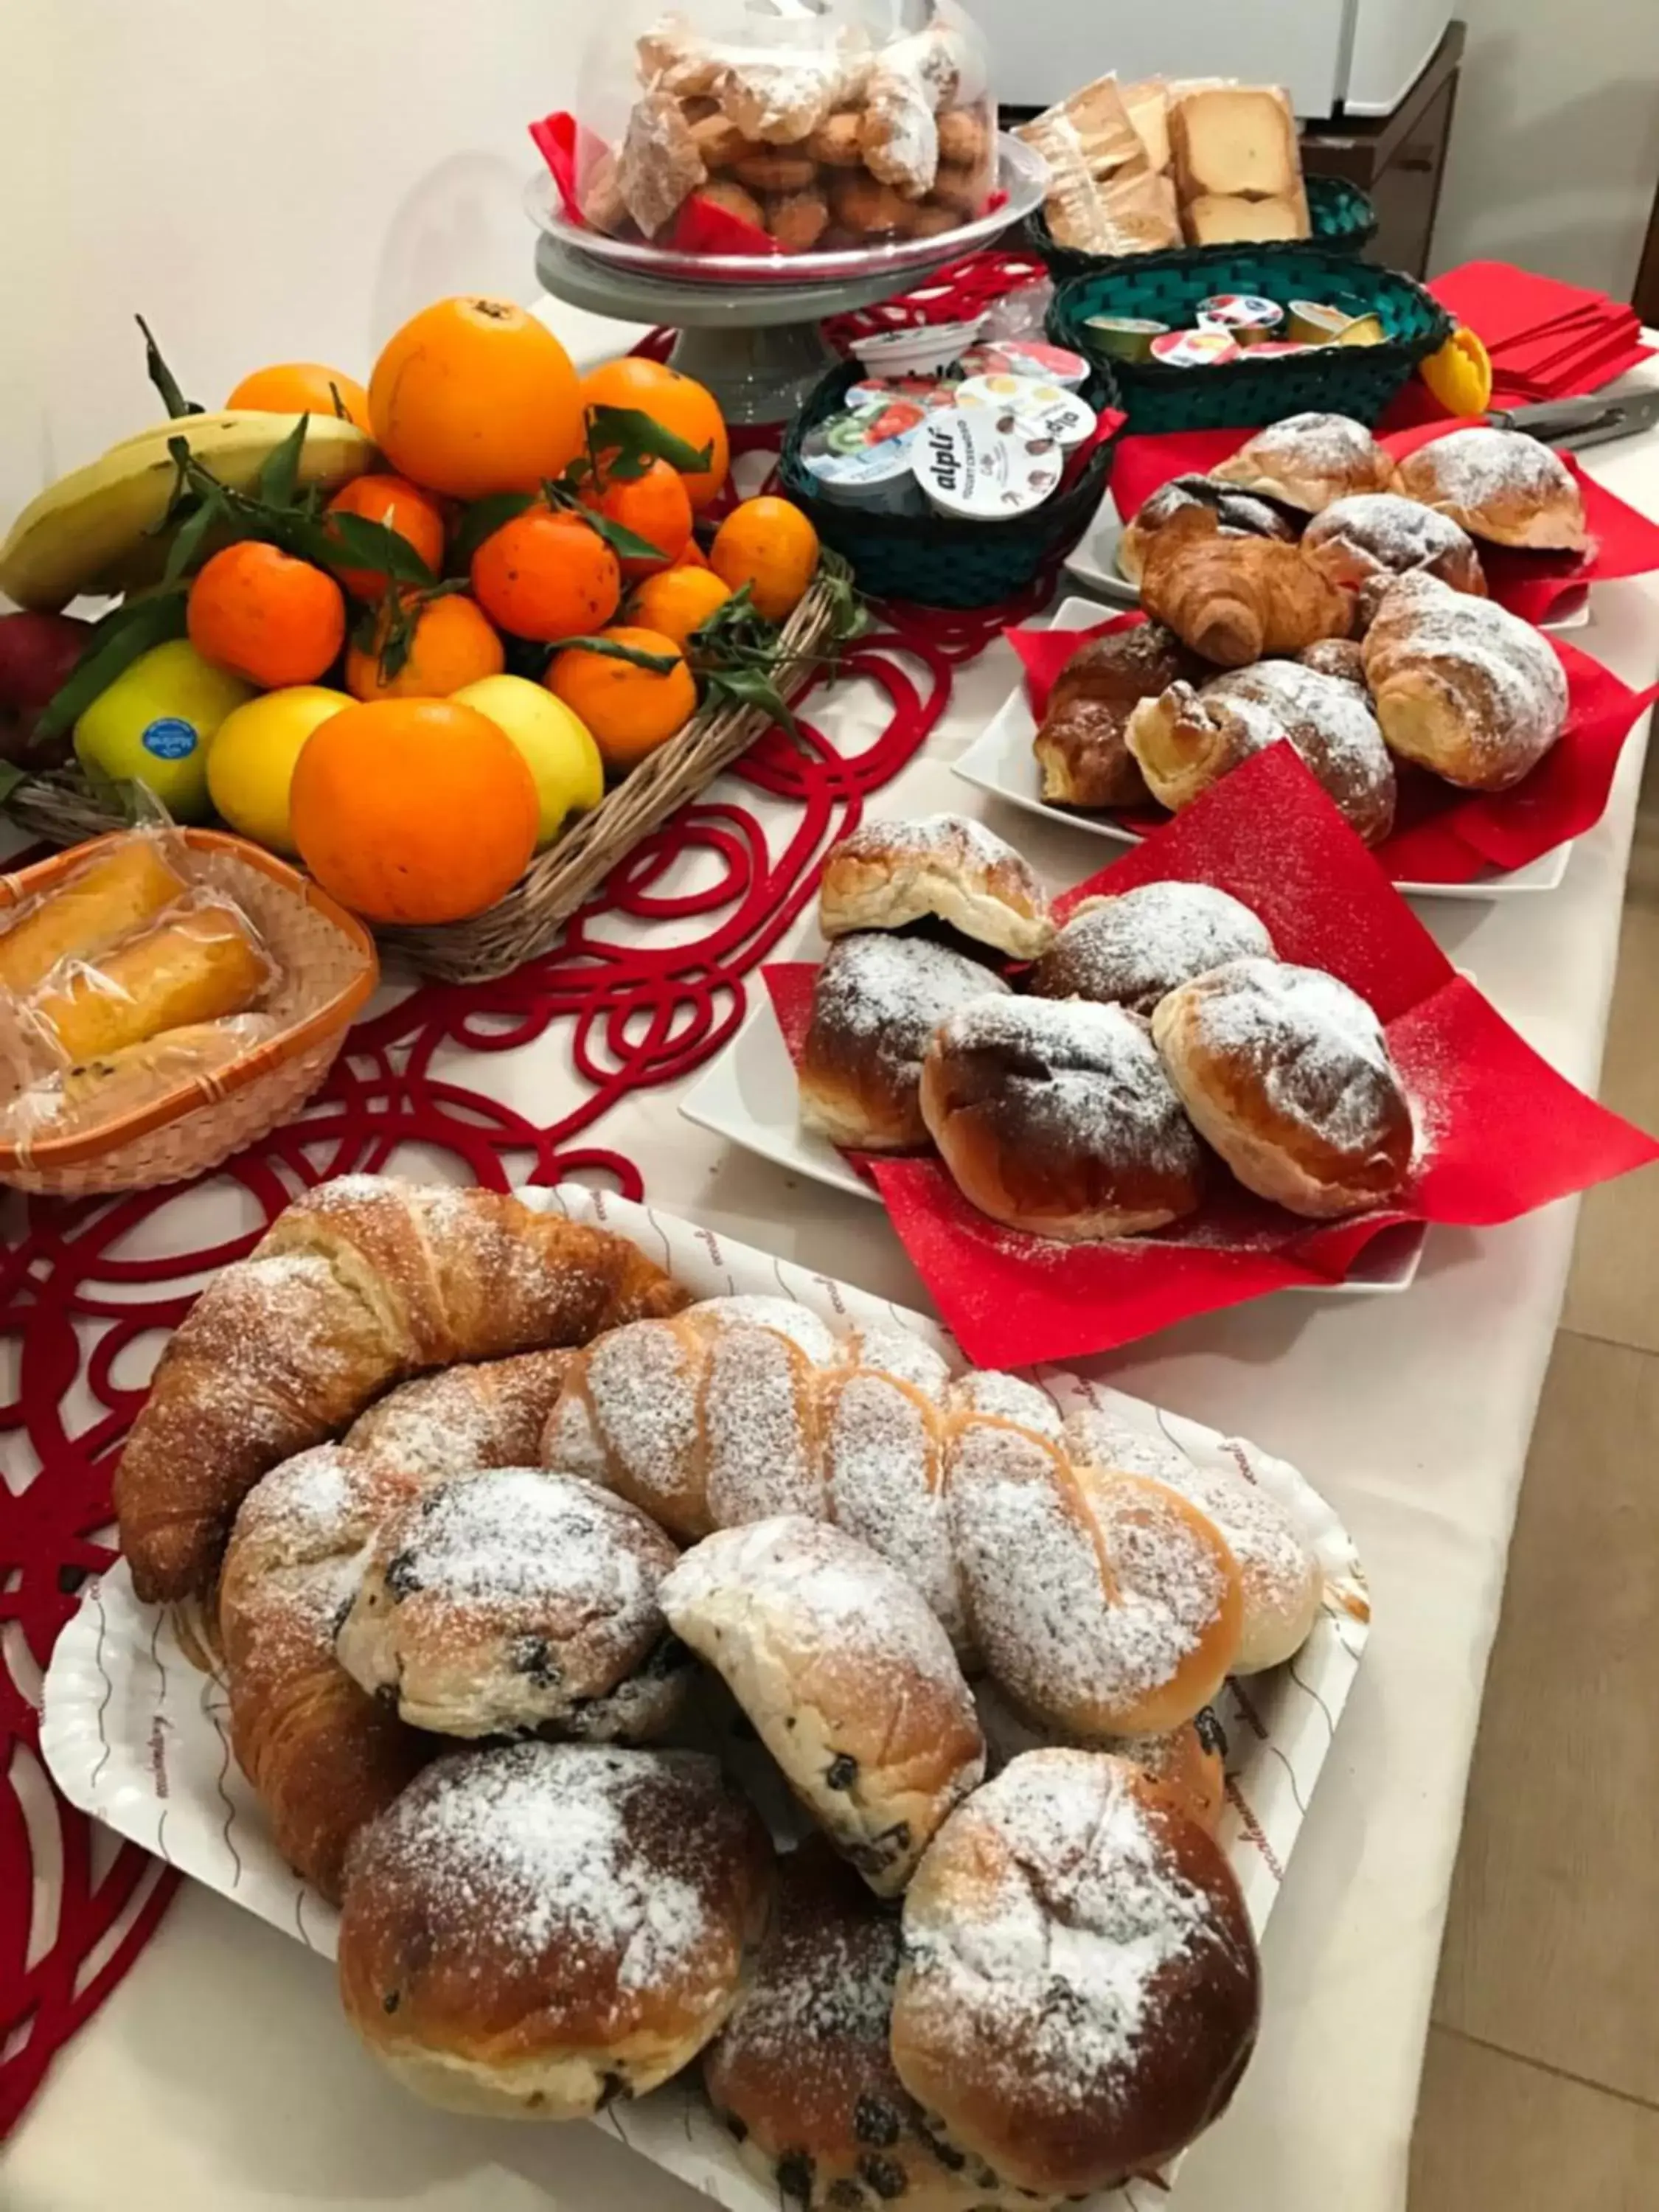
[0,412,378,611]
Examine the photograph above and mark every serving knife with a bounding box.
[1492,387,1659,451]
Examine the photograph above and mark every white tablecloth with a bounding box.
[10,344,1659,2211]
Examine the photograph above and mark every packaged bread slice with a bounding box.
[1185,189,1310,245]
[1119,79,1172,175]
[1169,84,1301,203]
[1048,166,1181,256]
[1017,73,1147,187]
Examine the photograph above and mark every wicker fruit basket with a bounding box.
[0,830,378,1196]
[5,557,849,988]
[1029,175,1378,282]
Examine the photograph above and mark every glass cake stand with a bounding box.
[527,134,1047,425]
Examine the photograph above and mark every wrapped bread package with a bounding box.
[0,828,280,1150]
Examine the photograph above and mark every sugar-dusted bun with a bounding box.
[1210,411,1394,513]
[660,1516,986,1895]
[822,1368,967,1652]
[945,1368,1062,1437]
[891,1749,1260,2193]
[1105,1711,1228,1832]
[704,1840,1025,2212]
[919,996,1204,1242]
[334,1468,689,1740]
[1361,569,1570,791]
[343,1350,575,1480]
[1065,1405,1322,1672]
[835,1322,952,1400]
[800,933,1012,1150]
[1030,881,1276,1015]
[1301,491,1487,600]
[1298,637,1368,684]
[1119,473,1298,586]
[1153,957,1413,1218]
[338,1742,773,2118]
[685,1294,840,1366]
[1392,425,1587,550]
[947,1416,1242,1736]
[818,814,1054,959]
[1127,660,1397,846]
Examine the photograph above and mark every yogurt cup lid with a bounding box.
[953,374,1098,450]
[851,318,986,377]
[982,338,1091,386]
[1197,293,1284,327]
[1150,327,1241,367]
[911,405,1065,521]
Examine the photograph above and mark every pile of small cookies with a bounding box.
[584,5,998,254]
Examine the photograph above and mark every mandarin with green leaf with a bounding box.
[470,507,622,642]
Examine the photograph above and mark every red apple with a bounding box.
[0,611,93,765]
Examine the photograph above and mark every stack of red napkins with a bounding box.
[1429,261,1655,406]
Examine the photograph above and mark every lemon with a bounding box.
[74,639,255,822]
[451,675,604,849]
[1419,326,1493,417]
[207,685,352,853]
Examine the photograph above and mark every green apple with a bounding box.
[74,639,255,821]
[452,674,604,849]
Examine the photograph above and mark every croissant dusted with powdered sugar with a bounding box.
[114,1177,688,1602]
[1138,505,1353,669]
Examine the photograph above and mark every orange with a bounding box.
[579,358,730,512]
[546,625,697,773]
[709,497,819,623]
[582,459,692,579]
[369,297,584,500]
[344,591,505,700]
[470,507,622,642]
[289,698,538,924]
[626,566,731,650]
[324,474,448,602]
[226,363,372,434]
[186,542,347,688]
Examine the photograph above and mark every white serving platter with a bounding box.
[1062,504,1593,631]
[680,1000,1428,1295]
[952,595,1573,900]
[41,1182,1369,2212]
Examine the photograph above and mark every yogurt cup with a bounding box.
[975,338,1091,388]
[1084,314,1168,362]
[850,318,985,378]
[1197,293,1285,344]
[1150,327,1241,368]
[911,405,1065,522]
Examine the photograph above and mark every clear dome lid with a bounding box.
[560,0,1000,268]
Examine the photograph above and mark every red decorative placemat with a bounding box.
[0,632,950,2134]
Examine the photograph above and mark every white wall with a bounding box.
[0,0,602,535]
[1431,0,1659,299]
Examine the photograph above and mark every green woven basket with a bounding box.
[1050,246,1453,432]
[778,360,1124,611]
[1031,175,1377,281]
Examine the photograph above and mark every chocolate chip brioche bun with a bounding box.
[891,1750,1260,2194]
[338,1742,773,2118]
[660,1516,985,1896]
[705,1840,1032,2212]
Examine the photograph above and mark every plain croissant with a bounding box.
[218,1350,581,1900]
[1138,505,1354,668]
[114,1176,687,1602]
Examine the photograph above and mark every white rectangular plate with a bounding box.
[681,995,1427,1295]
[1062,506,1593,630]
[955,595,1573,900]
[41,1183,1368,2212]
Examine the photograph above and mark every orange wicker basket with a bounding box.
[0,830,378,1196]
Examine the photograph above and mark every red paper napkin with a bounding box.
[762,744,1659,1363]
[1008,610,1659,888]
[1105,422,1659,627]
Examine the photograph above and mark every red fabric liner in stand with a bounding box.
[0,634,956,2135]
[763,742,1659,1366]
[1106,420,1659,627]
[1009,611,1659,887]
